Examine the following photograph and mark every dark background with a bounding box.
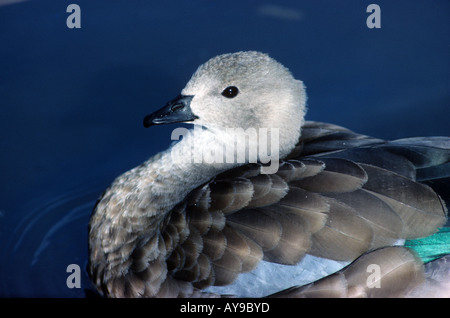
[0,0,449,297]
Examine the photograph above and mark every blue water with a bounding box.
[0,0,449,297]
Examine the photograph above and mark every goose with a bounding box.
[88,51,449,298]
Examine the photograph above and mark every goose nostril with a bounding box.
[171,103,185,112]
[143,94,195,127]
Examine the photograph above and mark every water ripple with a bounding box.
[2,184,104,297]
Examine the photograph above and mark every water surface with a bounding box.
[1,0,449,297]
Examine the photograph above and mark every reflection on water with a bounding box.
[2,185,102,297]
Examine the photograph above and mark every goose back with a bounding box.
[89,121,448,297]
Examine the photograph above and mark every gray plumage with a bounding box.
[88,51,449,297]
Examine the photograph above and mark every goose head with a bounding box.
[144,51,307,160]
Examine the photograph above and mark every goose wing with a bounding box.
[270,246,450,298]
[115,121,449,297]
[269,246,425,298]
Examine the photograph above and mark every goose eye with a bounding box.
[221,86,239,98]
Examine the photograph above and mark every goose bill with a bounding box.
[143,94,197,127]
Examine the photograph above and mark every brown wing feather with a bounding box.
[309,197,374,261]
[270,246,425,298]
[292,158,368,193]
[360,163,447,238]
